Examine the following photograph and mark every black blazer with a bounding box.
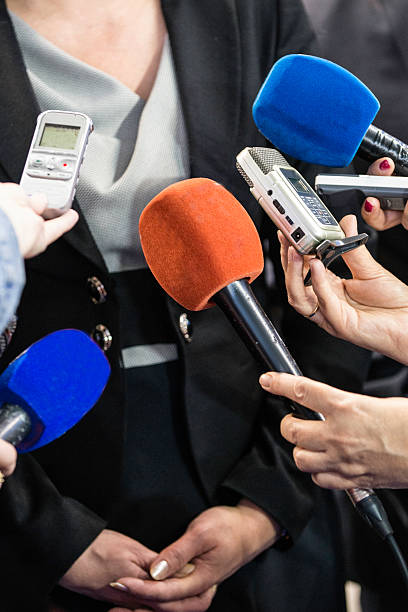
[0,1,369,610]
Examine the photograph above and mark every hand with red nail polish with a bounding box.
[361,157,408,230]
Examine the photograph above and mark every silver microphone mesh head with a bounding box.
[236,161,254,187]
[248,147,289,173]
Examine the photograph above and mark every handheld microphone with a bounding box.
[139,177,394,542]
[0,329,110,452]
[253,54,408,176]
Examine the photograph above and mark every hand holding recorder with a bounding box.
[0,183,78,258]
[279,213,408,364]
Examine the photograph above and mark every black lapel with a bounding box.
[162,0,241,184]
[379,0,408,75]
[0,2,107,272]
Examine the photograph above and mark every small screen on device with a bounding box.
[39,124,80,150]
[287,176,310,193]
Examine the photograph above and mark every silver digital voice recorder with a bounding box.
[20,110,93,219]
[236,147,368,284]
[236,147,345,254]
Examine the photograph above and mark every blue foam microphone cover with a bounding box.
[253,54,380,167]
[0,329,110,452]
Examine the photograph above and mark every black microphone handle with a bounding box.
[213,279,393,540]
[359,124,408,176]
[0,403,31,445]
[214,279,319,419]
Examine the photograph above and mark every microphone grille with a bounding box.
[248,147,289,173]
[236,161,254,187]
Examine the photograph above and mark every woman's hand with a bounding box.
[259,371,408,490]
[108,501,281,612]
[0,183,78,258]
[279,214,408,364]
[361,157,408,230]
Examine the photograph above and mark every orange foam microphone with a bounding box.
[140,177,316,420]
[140,177,396,544]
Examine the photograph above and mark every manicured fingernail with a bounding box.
[380,159,391,170]
[150,560,169,580]
[109,582,129,592]
[174,563,195,578]
[364,200,373,213]
[259,374,272,388]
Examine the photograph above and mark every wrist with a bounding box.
[237,498,282,558]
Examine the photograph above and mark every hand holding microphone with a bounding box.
[259,372,408,491]
[138,177,396,544]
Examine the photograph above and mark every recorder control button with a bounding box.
[55,172,72,180]
[285,215,294,225]
[46,157,57,170]
[59,159,75,171]
[273,199,285,214]
[29,156,46,168]
[26,169,45,177]
[291,227,305,243]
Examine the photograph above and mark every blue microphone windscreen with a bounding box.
[0,329,110,451]
[253,54,380,167]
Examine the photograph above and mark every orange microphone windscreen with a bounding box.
[139,178,264,311]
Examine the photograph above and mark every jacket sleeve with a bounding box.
[0,452,106,610]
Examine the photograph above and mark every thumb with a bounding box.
[367,156,394,176]
[338,215,383,278]
[150,533,198,581]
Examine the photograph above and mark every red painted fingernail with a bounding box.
[364,200,373,212]
[379,159,391,170]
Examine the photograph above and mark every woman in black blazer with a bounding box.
[0,1,370,610]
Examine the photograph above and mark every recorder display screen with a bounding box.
[39,124,80,150]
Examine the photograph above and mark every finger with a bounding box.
[111,571,214,604]
[278,230,289,274]
[338,214,358,238]
[280,414,326,450]
[361,197,402,230]
[337,216,383,276]
[259,372,349,416]
[27,192,48,215]
[367,157,394,176]
[285,246,317,315]
[292,447,331,472]
[150,533,200,581]
[312,472,361,490]
[42,209,79,248]
[174,563,195,578]
[307,259,342,327]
